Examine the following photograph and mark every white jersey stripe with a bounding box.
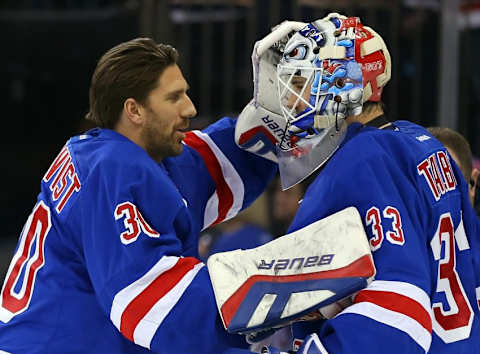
[302,333,329,354]
[360,280,431,314]
[341,302,431,352]
[110,256,178,330]
[342,280,432,351]
[191,131,245,229]
[133,262,204,348]
[476,286,480,309]
[204,191,219,230]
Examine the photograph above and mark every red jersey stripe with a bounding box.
[119,257,200,341]
[354,289,432,333]
[184,132,234,226]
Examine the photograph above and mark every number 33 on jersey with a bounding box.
[365,203,476,345]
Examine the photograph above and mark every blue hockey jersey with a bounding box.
[0,117,276,353]
[290,121,480,353]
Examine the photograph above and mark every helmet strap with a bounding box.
[364,114,395,130]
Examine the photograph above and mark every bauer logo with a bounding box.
[261,115,292,148]
[257,254,334,270]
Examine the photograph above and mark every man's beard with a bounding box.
[141,121,182,162]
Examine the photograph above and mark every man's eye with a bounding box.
[291,76,307,91]
[286,45,307,60]
[168,94,181,102]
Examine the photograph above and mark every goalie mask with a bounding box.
[276,13,391,189]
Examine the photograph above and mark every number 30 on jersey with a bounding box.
[0,201,51,323]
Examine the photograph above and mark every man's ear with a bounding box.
[124,98,144,125]
[468,168,480,204]
[471,168,479,187]
[472,168,480,216]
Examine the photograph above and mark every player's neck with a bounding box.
[114,118,147,156]
[346,105,385,126]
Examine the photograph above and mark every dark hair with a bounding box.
[85,38,178,128]
[427,126,473,181]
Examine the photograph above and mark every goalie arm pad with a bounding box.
[207,207,375,334]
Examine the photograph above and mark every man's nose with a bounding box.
[287,92,308,114]
[182,94,197,119]
[286,93,297,110]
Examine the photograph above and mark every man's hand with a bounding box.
[299,296,353,321]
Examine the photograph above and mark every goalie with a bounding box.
[224,12,480,354]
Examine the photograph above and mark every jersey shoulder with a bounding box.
[339,120,442,164]
[332,120,451,187]
[69,128,158,180]
[41,128,181,219]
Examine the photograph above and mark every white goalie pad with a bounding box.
[207,207,375,334]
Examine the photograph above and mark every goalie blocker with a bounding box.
[207,207,375,334]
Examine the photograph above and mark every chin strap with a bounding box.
[364,114,396,130]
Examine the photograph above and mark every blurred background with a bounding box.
[2,0,480,281]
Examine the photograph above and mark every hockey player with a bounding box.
[233,13,480,354]
[0,38,278,353]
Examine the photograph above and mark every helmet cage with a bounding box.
[277,63,324,129]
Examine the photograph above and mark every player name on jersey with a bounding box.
[42,145,81,213]
[417,150,457,201]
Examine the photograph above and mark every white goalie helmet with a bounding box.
[275,13,391,189]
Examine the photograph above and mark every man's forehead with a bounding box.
[155,64,189,93]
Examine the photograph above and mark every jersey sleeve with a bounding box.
[164,117,277,231]
[290,148,433,353]
[69,150,247,353]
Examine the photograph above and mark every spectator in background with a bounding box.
[269,177,305,237]
[198,177,305,261]
[198,192,273,260]
[427,126,479,214]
